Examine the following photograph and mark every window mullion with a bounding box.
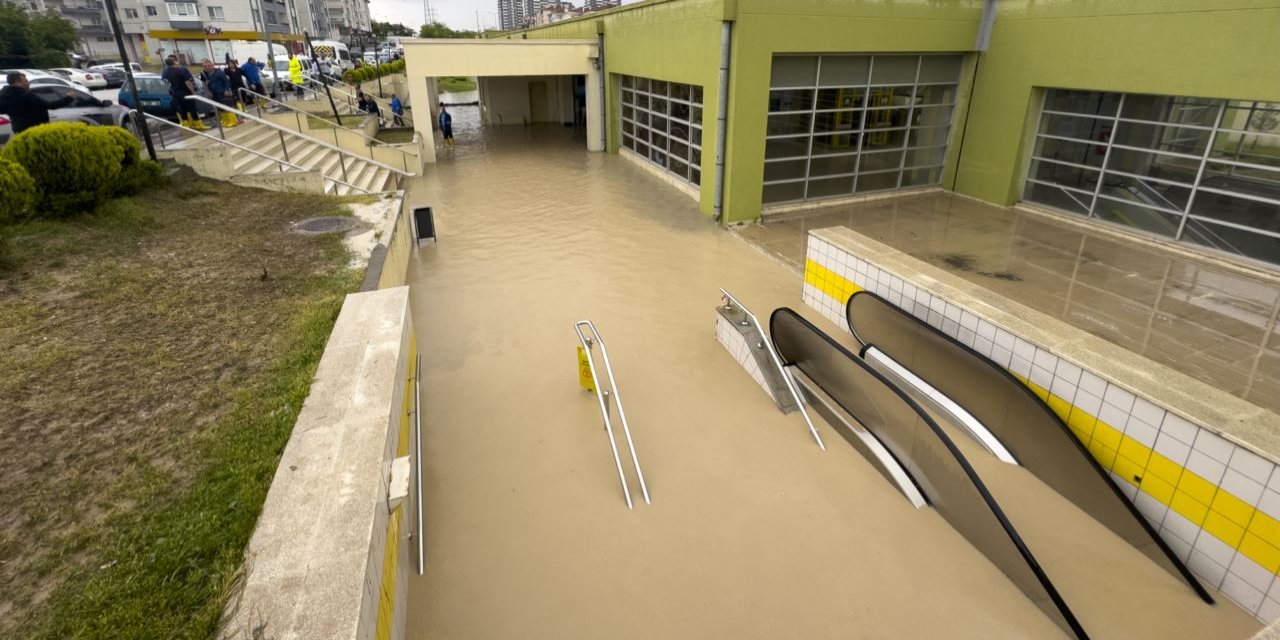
[1176,100,1227,240]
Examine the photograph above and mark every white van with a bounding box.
[308,40,353,72]
[227,40,289,67]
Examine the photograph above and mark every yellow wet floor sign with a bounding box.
[577,345,596,392]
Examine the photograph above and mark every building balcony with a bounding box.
[79,23,112,35]
[60,3,104,14]
[169,19,204,30]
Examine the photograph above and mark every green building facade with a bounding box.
[500,0,1280,266]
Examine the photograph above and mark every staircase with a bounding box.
[156,119,399,195]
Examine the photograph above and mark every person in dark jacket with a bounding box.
[199,59,237,128]
[0,71,74,134]
[161,56,201,129]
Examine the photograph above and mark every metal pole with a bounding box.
[304,30,343,126]
[102,0,155,160]
[414,354,424,576]
[258,1,279,99]
[712,21,731,222]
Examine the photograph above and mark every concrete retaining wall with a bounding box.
[219,286,417,640]
[804,226,1280,623]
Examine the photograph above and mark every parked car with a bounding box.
[48,68,108,89]
[0,82,131,148]
[116,72,213,120]
[96,61,144,74]
[1,70,85,91]
[88,65,127,88]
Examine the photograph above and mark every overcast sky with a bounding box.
[368,0,641,32]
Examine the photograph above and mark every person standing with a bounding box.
[161,56,201,129]
[318,56,333,85]
[199,59,237,128]
[287,53,304,100]
[225,59,246,111]
[239,57,264,101]
[0,71,74,134]
[438,104,453,146]
[390,94,404,126]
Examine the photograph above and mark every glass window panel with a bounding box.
[905,146,947,168]
[902,166,943,187]
[1191,180,1280,234]
[651,132,669,151]
[670,122,690,142]
[764,159,808,182]
[870,55,917,84]
[1221,101,1280,133]
[691,127,702,146]
[819,55,870,87]
[690,106,703,125]
[1106,147,1200,183]
[1033,136,1106,166]
[635,111,649,126]
[913,84,957,106]
[622,106,634,121]
[1122,94,1220,126]
[651,80,668,96]
[767,112,812,136]
[652,115,669,133]
[763,181,806,204]
[622,89,634,105]
[690,148,701,169]
[622,133,634,150]
[635,78,649,92]
[1044,89,1120,116]
[691,86,703,103]
[813,111,862,134]
[650,147,667,166]
[622,76,633,89]
[918,56,962,84]
[771,56,817,87]
[670,157,689,180]
[865,107,911,131]
[635,141,649,157]
[670,140,690,160]
[809,154,859,177]
[670,101,690,121]
[634,126,649,142]
[1182,219,1280,264]
[651,98,668,115]
[807,176,855,199]
[1113,120,1212,156]
[769,89,813,112]
[1029,159,1100,191]
[909,126,951,147]
[1025,181,1093,215]
[811,133,861,156]
[860,149,905,172]
[866,86,913,108]
[1094,196,1183,237]
[1210,130,1280,170]
[670,83,690,102]
[1039,112,1111,141]
[635,93,649,109]
[863,127,908,152]
[691,168,701,185]
[766,136,811,159]
[912,105,954,128]
[1204,161,1280,193]
[817,87,867,110]
[856,171,900,193]
[1098,173,1193,211]
[622,120,634,135]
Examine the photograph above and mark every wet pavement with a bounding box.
[734,194,1280,416]
[399,108,1258,638]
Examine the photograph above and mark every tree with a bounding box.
[418,21,477,39]
[0,1,76,68]
[371,20,414,40]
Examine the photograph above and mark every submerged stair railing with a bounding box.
[718,288,825,451]
[574,321,651,509]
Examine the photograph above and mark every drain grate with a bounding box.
[292,217,356,234]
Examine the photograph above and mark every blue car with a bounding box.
[116,72,213,120]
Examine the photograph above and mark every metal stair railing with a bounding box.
[719,288,826,450]
[303,73,412,127]
[183,95,413,189]
[131,111,375,194]
[237,87,417,173]
[574,320,652,509]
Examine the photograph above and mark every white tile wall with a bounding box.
[715,313,776,404]
[804,234,1280,623]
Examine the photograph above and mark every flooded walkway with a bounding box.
[735,194,1280,416]
[401,116,1256,638]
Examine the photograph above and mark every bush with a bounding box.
[100,125,165,196]
[0,157,37,223]
[1,122,124,217]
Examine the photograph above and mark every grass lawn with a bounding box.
[437,76,477,93]
[0,172,363,637]
[376,128,415,144]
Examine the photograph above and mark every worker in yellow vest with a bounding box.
[287,53,304,100]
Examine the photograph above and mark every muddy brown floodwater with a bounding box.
[400,119,1259,639]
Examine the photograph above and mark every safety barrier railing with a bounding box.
[236,87,417,173]
[183,95,413,189]
[130,110,374,195]
[719,288,826,450]
[303,73,412,127]
[574,320,651,509]
[413,354,424,575]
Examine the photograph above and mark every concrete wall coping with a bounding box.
[219,286,411,640]
[812,226,1280,462]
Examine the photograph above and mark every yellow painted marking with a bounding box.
[1242,533,1280,573]
[375,506,402,640]
[577,345,596,393]
[804,259,862,306]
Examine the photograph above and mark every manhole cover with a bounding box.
[292,217,356,234]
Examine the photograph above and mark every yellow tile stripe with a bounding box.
[805,258,862,305]
[1018,374,1280,575]
[804,256,1280,577]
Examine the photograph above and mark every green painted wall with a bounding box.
[502,0,728,216]
[721,0,983,222]
[956,0,1280,206]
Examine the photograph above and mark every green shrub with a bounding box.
[100,126,164,196]
[1,122,124,217]
[0,157,37,224]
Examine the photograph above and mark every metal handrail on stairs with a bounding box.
[131,111,375,194]
[302,73,412,127]
[183,95,413,189]
[236,87,417,173]
[574,320,652,509]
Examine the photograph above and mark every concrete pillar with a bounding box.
[406,72,436,164]
[585,67,603,152]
